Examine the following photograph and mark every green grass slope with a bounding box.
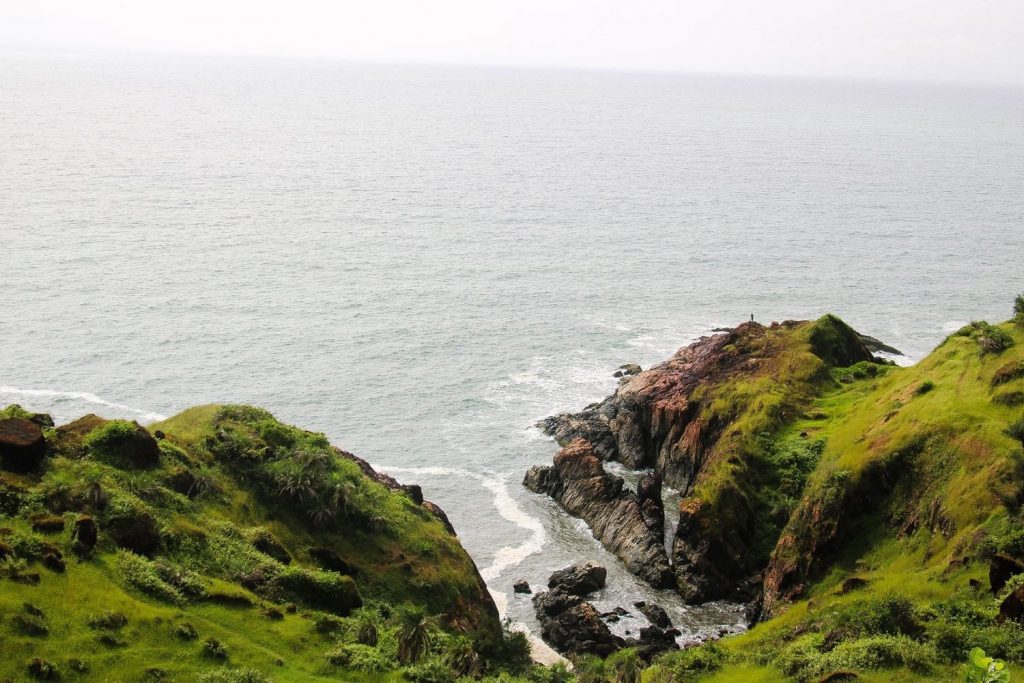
[642,314,1024,682]
[0,404,543,682]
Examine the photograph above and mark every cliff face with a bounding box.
[535,316,876,603]
[0,403,500,680]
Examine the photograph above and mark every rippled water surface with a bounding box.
[2,52,1023,639]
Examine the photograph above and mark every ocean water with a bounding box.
[2,51,1023,641]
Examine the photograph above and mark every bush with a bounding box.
[203,637,228,660]
[915,380,936,396]
[474,620,532,674]
[818,635,937,675]
[650,642,725,680]
[273,566,361,615]
[833,595,923,638]
[1014,294,1024,324]
[952,322,1014,355]
[326,643,394,672]
[87,611,128,629]
[197,668,272,683]
[403,659,453,683]
[117,550,187,604]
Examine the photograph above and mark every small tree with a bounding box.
[1015,293,1024,324]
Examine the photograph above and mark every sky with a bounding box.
[3,0,1024,84]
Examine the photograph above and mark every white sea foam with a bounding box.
[0,385,167,422]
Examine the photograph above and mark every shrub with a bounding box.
[403,659,455,683]
[397,608,433,665]
[26,659,59,680]
[176,622,199,640]
[83,420,160,469]
[197,668,272,683]
[952,322,1014,355]
[444,636,483,678]
[915,380,935,396]
[273,566,361,615]
[87,611,128,629]
[527,663,573,683]
[117,550,185,603]
[816,635,937,675]
[650,642,725,679]
[326,643,393,672]
[473,620,532,674]
[1015,294,1024,324]
[13,613,49,636]
[203,637,228,660]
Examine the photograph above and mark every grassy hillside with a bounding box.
[642,314,1024,682]
[0,404,543,682]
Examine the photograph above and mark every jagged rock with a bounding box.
[637,473,664,537]
[401,484,424,505]
[634,600,671,628]
[857,333,903,356]
[513,580,531,594]
[532,589,582,616]
[547,563,607,596]
[525,441,673,588]
[619,363,642,376]
[631,624,679,660]
[532,589,623,657]
[0,417,47,473]
[538,319,877,604]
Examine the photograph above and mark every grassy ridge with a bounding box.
[0,404,539,682]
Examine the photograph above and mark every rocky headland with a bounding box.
[523,308,1024,681]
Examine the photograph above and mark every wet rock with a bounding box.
[619,363,642,376]
[634,601,672,628]
[532,589,582,617]
[513,580,531,594]
[72,516,98,557]
[632,624,679,660]
[525,440,673,589]
[0,417,47,473]
[637,473,664,537]
[548,563,607,596]
[532,590,623,657]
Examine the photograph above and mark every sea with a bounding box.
[2,51,1023,645]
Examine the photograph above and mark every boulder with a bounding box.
[72,516,98,557]
[401,484,423,505]
[989,553,1024,594]
[0,418,46,473]
[618,363,642,376]
[87,421,160,469]
[634,600,672,628]
[49,414,108,459]
[513,580,531,594]
[999,584,1024,624]
[630,624,679,660]
[532,589,623,657]
[547,563,607,596]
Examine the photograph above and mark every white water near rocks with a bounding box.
[2,51,1023,645]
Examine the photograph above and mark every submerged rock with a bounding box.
[513,580,531,594]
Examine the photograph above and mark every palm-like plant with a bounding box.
[612,649,642,683]
[397,609,433,664]
[444,636,482,679]
[357,614,378,646]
